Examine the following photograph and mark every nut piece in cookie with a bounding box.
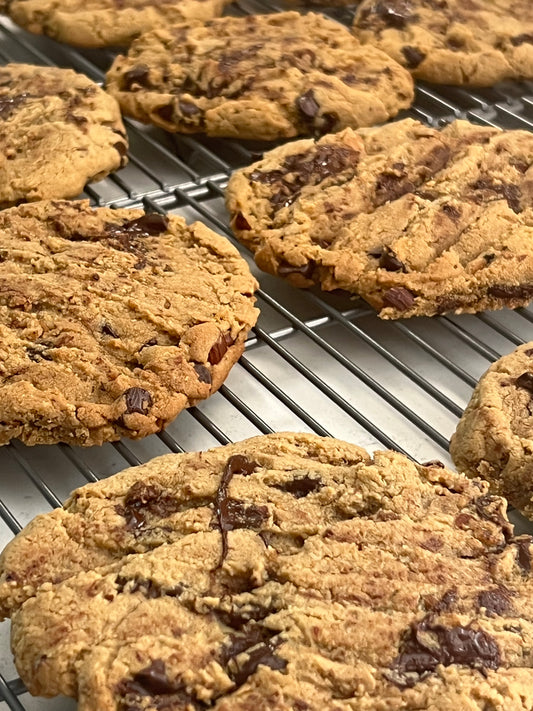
[0,64,128,208]
[1,432,532,710]
[0,200,258,446]
[5,0,233,48]
[227,117,533,319]
[105,11,414,140]
[451,341,533,519]
[353,0,533,86]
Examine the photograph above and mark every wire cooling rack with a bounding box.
[1,2,533,707]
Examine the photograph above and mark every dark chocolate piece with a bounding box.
[208,333,235,366]
[401,46,426,68]
[193,363,212,384]
[516,372,533,394]
[215,455,258,563]
[124,387,153,415]
[477,588,511,617]
[273,475,323,498]
[382,287,416,311]
[122,65,151,91]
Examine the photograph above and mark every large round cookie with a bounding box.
[227,117,533,319]
[352,0,533,86]
[4,0,233,48]
[451,342,533,519]
[0,200,258,447]
[105,12,414,141]
[1,432,533,710]
[0,63,128,208]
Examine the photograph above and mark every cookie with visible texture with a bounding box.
[0,200,258,447]
[451,342,533,520]
[105,12,414,141]
[352,0,533,86]
[4,0,232,48]
[0,63,127,208]
[1,432,533,710]
[227,117,533,319]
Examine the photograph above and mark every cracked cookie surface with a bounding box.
[1,432,533,710]
[227,117,533,319]
[105,11,414,140]
[4,0,233,47]
[451,342,533,520]
[0,200,258,446]
[352,0,533,86]
[0,63,127,207]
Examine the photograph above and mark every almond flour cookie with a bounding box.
[105,12,414,141]
[227,117,533,319]
[451,342,533,520]
[4,0,233,48]
[1,432,533,710]
[352,0,533,86]
[0,200,258,447]
[0,63,128,208]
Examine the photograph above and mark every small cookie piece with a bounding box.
[0,64,127,208]
[105,12,414,141]
[451,342,533,519]
[352,0,533,86]
[227,117,533,319]
[0,200,258,446]
[4,0,233,48]
[1,432,533,710]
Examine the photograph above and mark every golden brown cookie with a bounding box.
[4,0,233,47]
[1,432,533,710]
[105,12,414,140]
[0,200,258,446]
[0,63,127,208]
[227,117,533,319]
[451,342,533,519]
[352,0,533,86]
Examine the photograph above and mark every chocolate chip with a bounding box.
[442,203,461,220]
[117,481,183,531]
[102,322,119,338]
[386,619,500,688]
[223,500,269,530]
[66,112,88,127]
[483,253,495,264]
[510,157,529,173]
[525,348,533,357]
[401,46,426,68]
[124,387,153,415]
[471,178,522,213]
[215,455,259,564]
[515,372,533,393]
[277,260,315,280]
[273,475,323,498]
[114,141,128,157]
[296,89,320,121]
[208,332,234,366]
[516,537,532,573]
[193,363,212,384]
[124,214,169,236]
[178,99,202,117]
[488,284,533,300]
[122,65,151,91]
[234,212,251,230]
[511,33,533,46]
[382,287,416,311]
[375,170,416,205]
[379,247,406,272]
[422,460,445,468]
[0,93,29,120]
[214,602,275,630]
[373,0,415,28]
[117,660,202,709]
[156,104,174,123]
[477,588,511,616]
[26,344,53,362]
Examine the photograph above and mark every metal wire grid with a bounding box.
[2,3,533,708]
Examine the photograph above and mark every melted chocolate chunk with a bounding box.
[488,284,533,300]
[124,387,153,415]
[224,500,269,530]
[382,287,416,311]
[114,140,128,158]
[401,46,426,68]
[26,344,53,362]
[442,203,461,220]
[296,89,320,121]
[379,247,406,272]
[117,660,202,710]
[277,261,315,280]
[515,372,533,393]
[471,178,522,213]
[222,626,287,688]
[511,33,533,46]
[0,93,29,120]
[477,588,511,616]
[375,170,416,205]
[215,455,259,563]
[387,620,500,688]
[193,363,212,384]
[231,639,287,687]
[208,332,235,366]
[122,65,151,91]
[422,459,445,468]
[474,494,513,540]
[66,112,88,127]
[373,0,415,28]
[516,537,532,573]
[118,481,181,530]
[156,104,174,123]
[102,322,119,338]
[234,212,251,231]
[215,603,275,630]
[273,475,323,498]
[124,214,169,236]
[178,99,202,119]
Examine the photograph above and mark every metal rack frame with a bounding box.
[1,2,533,707]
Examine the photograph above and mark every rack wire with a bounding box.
[1,2,533,707]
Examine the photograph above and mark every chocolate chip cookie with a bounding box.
[451,342,533,520]
[105,11,414,141]
[352,0,533,86]
[1,432,533,710]
[0,200,258,447]
[0,63,127,208]
[4,0,233,48]
[227,117,533,319]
